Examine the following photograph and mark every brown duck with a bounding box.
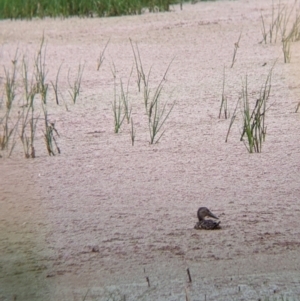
[194,207,221,230]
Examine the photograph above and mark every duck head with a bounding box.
[197,207,219,221]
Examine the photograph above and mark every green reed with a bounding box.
[0,0,173,19]
[226,63,275,153]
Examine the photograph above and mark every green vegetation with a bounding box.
[260,1,300,63]
[112,85,126,134]
[230,31,242,68]
[239,75,268,153]
[130,118,136,146]
[219,66,228,119]
[19,83,39,158]
[42,104,61,156]
[120,74,133,124]
[147,62,175,144]
[68,63,85,104]
[110,40,175,143]
[0,0,173,19]
[1,53,19,155]
[129,40,175,144]
[97,39,110,71]
[129,38,145,94]
[50,62,63,105]
[110,62,133,134]
[226,64,275,153]
[0,34,176,158]
[34,36,48,103]
[0,38,63,158]
[282,36,291,63]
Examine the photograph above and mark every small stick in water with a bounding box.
[187,268,192,283]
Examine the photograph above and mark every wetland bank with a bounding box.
[1,0,300,300]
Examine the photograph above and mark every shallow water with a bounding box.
[1,0,300,300]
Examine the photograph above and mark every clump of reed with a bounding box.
[260,1,300,63]
[42,104,60,156]
[110,71,136,145]
[112,87,126,134]
[19,57,39,158]
[130,40,176,144]
[68,63,85,104]
[226,64,275,153]
[110,40,175,145]
[147,63,176,144]
[0,53,19,156]
[19,102,39,158]
[111,63,126,134]
[1,34,176,158]
[120,67,133,124]
[260,2,284,44]
[50,62,63,105]
[111,65,133,133]
[0,36,63,158]
[34,36,48,103]
[129,38,144,93]
[239,76,268,153]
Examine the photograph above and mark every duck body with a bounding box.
[194,207,221,230]
[194,219,221,230]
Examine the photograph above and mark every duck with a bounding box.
[194,207,221,230]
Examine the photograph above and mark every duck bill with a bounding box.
[208,211,218,219]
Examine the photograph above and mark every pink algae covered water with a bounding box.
[0,0,300,300]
